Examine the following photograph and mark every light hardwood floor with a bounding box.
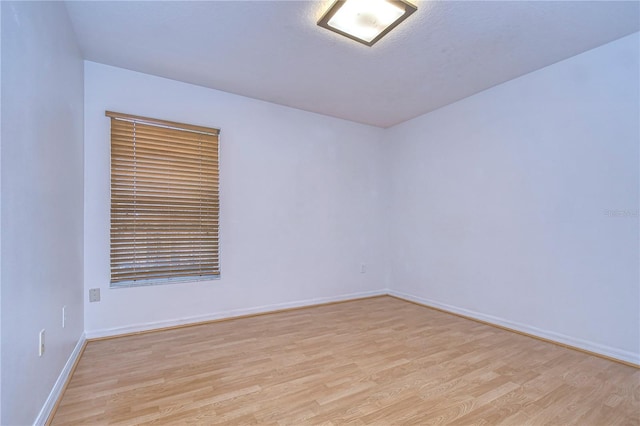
[51,296,639,425]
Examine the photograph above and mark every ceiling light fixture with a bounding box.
[317,0,417,47]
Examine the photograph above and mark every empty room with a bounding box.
[1,0,639,424]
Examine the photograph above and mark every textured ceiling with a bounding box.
[65,1,639,128]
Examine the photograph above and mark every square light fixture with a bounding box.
[317,0,417,47]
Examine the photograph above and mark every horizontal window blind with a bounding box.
[107,111,220,286]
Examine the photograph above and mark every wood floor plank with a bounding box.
[51,296,639,425]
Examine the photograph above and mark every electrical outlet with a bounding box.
[89,288,101,303]
[62,306,67,328]
[39,329,45,356]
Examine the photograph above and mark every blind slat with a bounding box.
[112,166,219,181]
[111,248,219,255]
[111,175,218,188]
[111,155,218,171]
[111,134,219,154]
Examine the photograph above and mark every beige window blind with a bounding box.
[107,111,220,286]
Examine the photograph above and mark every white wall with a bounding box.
[1,2,84,424]
[84,62,386,336]
[0,3,3,422]
[386,33,640,364]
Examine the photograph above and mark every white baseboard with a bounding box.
[388,289,639,366]
[85,289,388,340]
[33,332,86,426]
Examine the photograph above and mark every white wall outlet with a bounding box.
[62,305,67,328]
[360,263,366,273]
[39,329,45,356]
[89,288,101,303]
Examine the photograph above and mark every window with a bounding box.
[107,111,220,287]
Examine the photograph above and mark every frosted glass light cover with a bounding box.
[318,0,417,46]
[327,0,405,42]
